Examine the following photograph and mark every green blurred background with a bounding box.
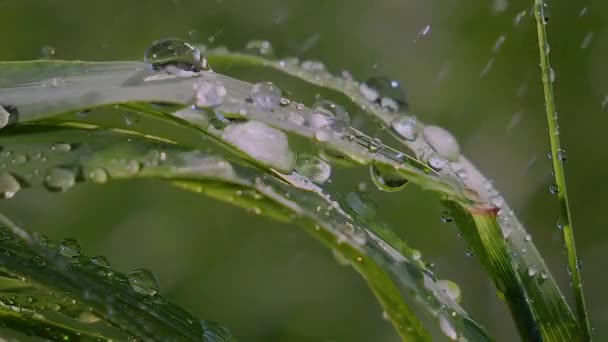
[1,0,607,340]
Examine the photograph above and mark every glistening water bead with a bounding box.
[144,38,209,72]
[127,268,160,296]
[370,163,408,192]
[0,173,21,199]
[59,238,81,258]
[251,82,282,111]
[359,77,409,113]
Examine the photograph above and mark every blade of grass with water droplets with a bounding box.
[201,48,584,340]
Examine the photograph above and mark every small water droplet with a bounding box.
[370,163,408,192]
[492,35,506,53]
[556,149,567,163]
[244,40,274,57]
[441,210,454,223]
[41,45,56,58]
[549,183,559,195]
[300,60,326,73]
[360,77,409,112]
[528,265,538,277]
[513,10,527,26]
[524,234,532,242]
[51,142,73,152]
[144,38,208,72]
[251,82,281,111]
[556,220,564,230]
[0,106,14,130]
[59,238,81,258]
[423,125,460,162]
[581,32,594,49]
[90,255,110,268]
[0,173,21,199]
[549,68,555,83]
[194,78,227,108]
[44,168,76,192]
[576,259,583,269]
[345,191,377,220]
[86,168,108,184]
[427,154,447,171]
[295,155,331,184]
[437,280,461,302]
[415,24,432,42]
[391,115,419,141]
[127,268,160,296]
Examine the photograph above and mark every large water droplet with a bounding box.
[295,155,331,184]
[59,238,81,258]
[144,38,208,72]
[0,106,13,130]
[423,125,460,162]
[85,168,108,184]
[244,40,274,57]
[0,173,21,199]
[310,100,349,140]
[251,82,281,111]
[194,78,227,108]
[345,191,377,220]
[391,115,420,141]
[360,77,409,113]
[437,280,461,302]
[90,255,110,268]
[557,149,567,163]
[370,163,408,192]
[127,268,160,296]
[222,121,295,172]
[44,168,76,192]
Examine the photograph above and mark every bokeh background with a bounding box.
[1,0,607,340]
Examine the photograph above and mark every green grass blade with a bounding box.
[0,213,234,341]
[532,1,591,339]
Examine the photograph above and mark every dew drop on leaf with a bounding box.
[0,106,12,130]
[295,155,331,184]
[144,38,208,72]
[437,280,461,302]
[194,78,227,108]
[251,82,282,111]
[44,168,76,192]
[423,125,461,162]
[0,172,21,199]
[90,255,110,268]
[370,163,408,192]
[360,77,409,113]
[51,142,73,152]
[391,115,419,141]
[59,238,81,258]
[86,168,108,184]
[557,149,567,163]
[427,154,447,171]
[127,268,160,296]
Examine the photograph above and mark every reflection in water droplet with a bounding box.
[144,38,208,72]
[360,77,409,112]
[51,143,72,152]
[91,255,110,268]
[127,268,160,296]
[437,280,461,302]
[427,154,447,171]
[194,78,227,108]
[59,238,81,258]
[41,45,56,58]
[86,168,108,184]
[44,168,76,192]
[295,155,331,184]
[0,106,12,130]
[423,125,460,162]
[251,82,282,111]
[0,173,21,199]
[370,163,408,192]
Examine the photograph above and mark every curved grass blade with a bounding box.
[200,48,584,341]
[0,125,492,341]
[0,213,234,341]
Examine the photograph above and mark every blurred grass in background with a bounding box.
[1,0,607,340]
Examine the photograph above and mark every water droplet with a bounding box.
[86,168,108,184]
[492,35,506,53]
[542,2,551,23]
[439,314,458,340]
[557,149,567,163]
[194,78,227,108]
[310,102,348,139]
[222,121,295,172]
[90,255,110,268]
[127,268,159,296]
[581,32,594,49]
[59,238,81,258]
[370,163,408,192]
[0,173,21,199]
[513,10,527,26]
[313,99,350,123]
[528,265,538,277]
[345,191,377,220]
[576,259,583,269]
[549,68,555,83]
[251,82,281,111]
[44,168,76,192]
[423,125,460,162]
[0,106,13,130]
[549,183,559,195]
[391,115,420,141]
[300,60,326,73]
[556,220,564,230]
[441,211,454,223]
[437,280,461,302]
[41,45,56,58]
[360,77,409,112]
[427,154,447,171]
[144,38,208,72]
[244,40,274,57]
[524,234,532,242]
[295,155,331,184]
[415,24,432,42]
[51,142,72,152]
